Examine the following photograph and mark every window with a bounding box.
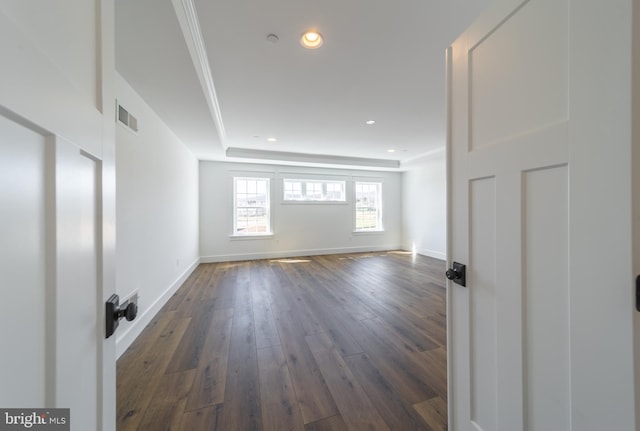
[355,182,382,231]
[283,179,346,202]
[234,177,271,235]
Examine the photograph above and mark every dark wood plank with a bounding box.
[185,307,234,411]
[419,347,449,400]
[257,345,305,431]
[179,405,223,430]
[298,291,364,357]
[251,262,281,349]
[341,317,439,404]
[137,370,196,430]
[165,298,217,373]
[305,332,390,431]
[117,252,448,431]
[117,317,191,430]
[414,397,448,431]
[304,415,348,431]
[175,263,216,317]
[205,263,240,310]
[344,352,432,431]
[216,262,263,431]
[273,308,339,424]
[162,267,205,312]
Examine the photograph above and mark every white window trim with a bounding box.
[282,178,347,203]
[232,176,273,237]
[353,180,384,232]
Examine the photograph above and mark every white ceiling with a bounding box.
[115,0,489,170]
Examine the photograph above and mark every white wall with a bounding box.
[200,161,402,261]
[401,149,447,260]
[115,73,199,357]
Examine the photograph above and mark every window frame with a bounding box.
[353,181,383,232]
[232,176,272,237]
[282,178,347,203]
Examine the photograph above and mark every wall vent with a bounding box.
[116,101,139,133]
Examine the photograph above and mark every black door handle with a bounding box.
[446,262,466,287]
[636,275,640,312]
[105,294,138,339]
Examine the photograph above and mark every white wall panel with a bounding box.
[401,150,446,259]
[115,74,200,357]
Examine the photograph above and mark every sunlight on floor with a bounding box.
[269,258,311,264]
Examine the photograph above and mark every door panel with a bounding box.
[522,165,569,431]
[469,0,568,150]
[55,139,101,430]
[449,0,636,429]
[0,113,50,407]
[469,177,497,431]
[0,110,104,430]
[449,0,572,429]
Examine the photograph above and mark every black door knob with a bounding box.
[446,262,466,287]
[446,268,460,280]
[119,301,138,322]
[105,294,139,339]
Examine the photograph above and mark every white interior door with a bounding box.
[447,0,636,430]
[0,110,107,430]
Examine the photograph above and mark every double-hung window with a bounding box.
[233,177,271,235]
[354,181,382,231]
[282,179,346,202]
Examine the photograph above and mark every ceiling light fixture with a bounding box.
[365,120,376,125]
[267,137,277,142]
[266,33,279,43]
[300,30,323,49]
[387,149,396,153]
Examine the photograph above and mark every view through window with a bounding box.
[355,182,382,231]
[234,177,271,235]
[283,179,346,202]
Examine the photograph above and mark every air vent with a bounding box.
[116,101,138,133]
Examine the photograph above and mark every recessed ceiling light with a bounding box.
[300,31,323,49]
[387,149,396,153]
[266,33,279,43]
[365,120,376,125]
[267,137,277,142]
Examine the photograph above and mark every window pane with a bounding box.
[234,177,270,235]
[284,180,303,200]
[355,182,382,231]
[283,179,346,202]
[306,182,322,199]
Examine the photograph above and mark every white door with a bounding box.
[447,0,637,430]
[0,110,108,430]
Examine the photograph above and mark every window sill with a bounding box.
[352,230,385,235]
[229,234,274,241]
[281,200,348,205]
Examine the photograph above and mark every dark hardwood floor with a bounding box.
[117,251,448,431]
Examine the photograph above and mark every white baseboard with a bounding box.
[418,248,446,261]
[200,244,403,263]
[400,243,446,261]
[115,257,199,359]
